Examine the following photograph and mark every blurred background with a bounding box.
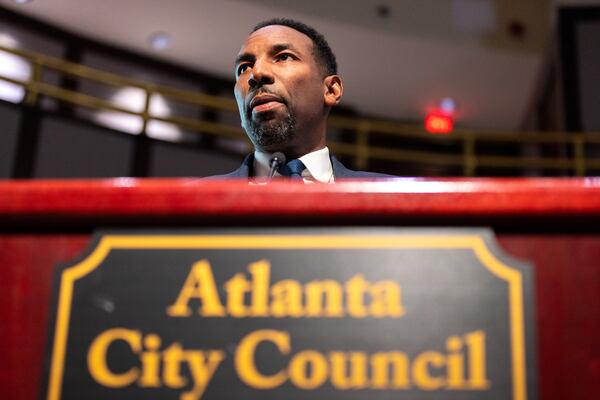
[0,0,598,178]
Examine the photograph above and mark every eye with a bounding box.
[236,63,251,76]
[275,53,295,62]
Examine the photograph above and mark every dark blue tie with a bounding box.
[279,159,306,180]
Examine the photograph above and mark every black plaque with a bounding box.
[42,228,537,400]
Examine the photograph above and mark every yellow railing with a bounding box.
[1,44,599,176]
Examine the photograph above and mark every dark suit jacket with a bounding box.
[209,153,392,179]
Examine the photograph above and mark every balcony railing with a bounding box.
[1,44,599,176]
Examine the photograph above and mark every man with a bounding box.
[215,18,390,182]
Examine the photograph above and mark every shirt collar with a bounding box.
[253,147,334,183]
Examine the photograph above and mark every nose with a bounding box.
[248,61,274,88]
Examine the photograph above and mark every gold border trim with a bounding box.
[47,234,527,400]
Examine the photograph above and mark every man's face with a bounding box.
[234,25,328,155]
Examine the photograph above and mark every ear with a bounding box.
[323,75,343,107]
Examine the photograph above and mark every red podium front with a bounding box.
[1,178,599,400]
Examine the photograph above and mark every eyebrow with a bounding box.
[271,43,297,54]
[234,53,254,68]
[234,42,299,67]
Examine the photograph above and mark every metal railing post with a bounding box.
[25,57,43,106]
[140,87,152,135]
[462,134,476,176]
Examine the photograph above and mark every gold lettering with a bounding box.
[87,329,224,400]
[465,330,490,389]
[248,259,270,317]
[166,260,226,317]
[167,259,406,319]
[446,336,465,389]
[412,351,446,390]
[346,275,369,318]
[87,328,141,387]
[139,334,161,387]
[270,280,303,317]
[304,280,343,317]
[288,350,328,389]
[224,273,250,317]
[369,281,405,317]
[230,329,488,392]
[370,352,410,389]
[162,343,187,388]
[182,350,226,400]
[235,329,289,389]
[330,352,368,389]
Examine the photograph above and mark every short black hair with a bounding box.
[252,18,338,76]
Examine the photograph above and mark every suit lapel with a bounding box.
[228,154,253,177]
[331,156,393,178]
[331,156,356,178]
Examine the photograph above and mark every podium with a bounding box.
[1,178,598,400]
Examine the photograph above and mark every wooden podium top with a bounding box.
[1,178,599,228]
[1,178,598,400]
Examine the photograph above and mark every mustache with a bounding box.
[247,89,286,105]
[249,88,281,98]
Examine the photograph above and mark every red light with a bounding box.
[425,113,453,134]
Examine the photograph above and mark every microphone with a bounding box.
[268,152,286,180]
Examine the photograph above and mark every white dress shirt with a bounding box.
[253,147,335,184]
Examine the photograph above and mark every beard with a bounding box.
[244,109,297,149]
